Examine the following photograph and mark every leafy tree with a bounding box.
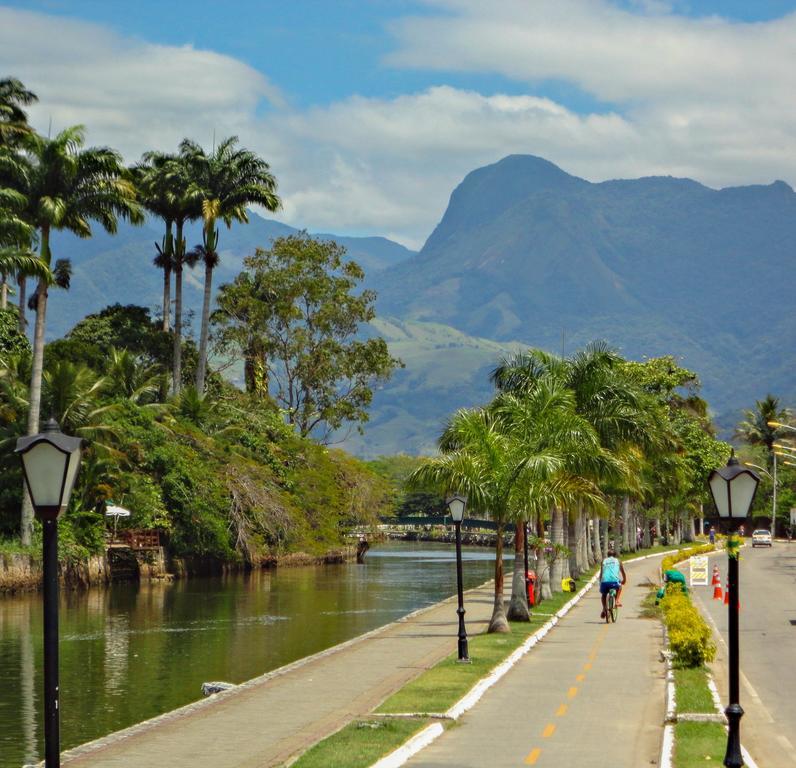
[0,307,29,357]
[213,234,401,440]
[16,125,142,543]
[179,136,280,393]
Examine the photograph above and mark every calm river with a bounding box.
[0,543,504,766]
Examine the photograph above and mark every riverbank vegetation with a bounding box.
[0,78,399,570]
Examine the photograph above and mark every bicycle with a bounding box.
[605,587,619,623]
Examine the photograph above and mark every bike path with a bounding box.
[408,558,665,768]
[60,581,503,767]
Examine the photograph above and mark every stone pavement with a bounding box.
[407,557,666,768]
[62,580,502,767]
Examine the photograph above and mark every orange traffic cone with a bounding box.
[711,565,720,586]
[713,575,723,601]
[723,578,730,605]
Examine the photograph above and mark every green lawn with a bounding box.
[674,721,727,767]
[289,717,431,768]
[674,666,715,714]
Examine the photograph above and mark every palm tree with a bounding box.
[492,343,659,598]
[0,77,37,148]
[133,153,175,332]
[179,136,280,393]
[735,394,791,463]
[16,125,142,543]
[0,249,48,311]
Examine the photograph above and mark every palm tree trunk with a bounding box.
[22,264,49,544]
[592,517,603,562]
[507,521,530,621]
[621,496,631,552]
[536,515,552,602]
[685,515,695,543]
[488,520,510,633]
[195,258,213,393]
[172,262,183,395]
[567,511,579,579]
[17,274,26,332]
[162,263,171,333]
[550,506,564,592]
[0,276,7,309]
[642,518,651,548]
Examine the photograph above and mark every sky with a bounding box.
[2,0,796,248]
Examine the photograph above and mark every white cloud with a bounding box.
[0,7,282,159]
[3,3,796,248]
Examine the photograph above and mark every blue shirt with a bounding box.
[601,556,621,584]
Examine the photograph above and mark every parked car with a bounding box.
[752,529,772,547]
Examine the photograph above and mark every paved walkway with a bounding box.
[62,581,503,767]
[407,558,666,767]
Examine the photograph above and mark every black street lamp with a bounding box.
[16,419,82,768]
[708,452,759,768]
[447,494,469,662]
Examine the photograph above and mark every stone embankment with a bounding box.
[0,544,357,593]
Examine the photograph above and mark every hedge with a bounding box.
[660,587,717,667]
[661,543,716,573]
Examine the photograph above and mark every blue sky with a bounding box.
[2,1,796,245]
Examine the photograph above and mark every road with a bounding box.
[692,542,796,767]
[407,557,666,768]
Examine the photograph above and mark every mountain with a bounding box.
[368,155,796,443]
[34,156,796,457]
[44,214,415,339]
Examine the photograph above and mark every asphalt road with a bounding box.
[692,542,796,767]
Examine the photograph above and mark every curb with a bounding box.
[370,723,445,768]
[369,548,678,768]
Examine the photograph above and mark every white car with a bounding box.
[751,529,772,547]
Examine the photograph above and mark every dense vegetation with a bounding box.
[0,78,398,565]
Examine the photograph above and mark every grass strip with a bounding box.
[289,717,431,768]
[674,721,726,767]
[377,572,597,715]
[673,666,715,714]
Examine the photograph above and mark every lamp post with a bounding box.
[447,494,469,662]
[16,419,82,768]
[708,453,759,768]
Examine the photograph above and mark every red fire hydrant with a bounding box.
[526,570,537,607]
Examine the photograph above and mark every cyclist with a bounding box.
[600,548,627,619]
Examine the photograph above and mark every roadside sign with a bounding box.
[690,555,709,586]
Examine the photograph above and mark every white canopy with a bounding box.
[105,504,131,518]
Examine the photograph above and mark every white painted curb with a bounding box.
[368,547,679,768]
[370,722,445,768]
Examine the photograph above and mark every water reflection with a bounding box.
[0,542,507,765]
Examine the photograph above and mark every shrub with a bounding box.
[661,587,716,667]
[661,543,715,572]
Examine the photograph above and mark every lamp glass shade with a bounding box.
[17,422,82,517]
[708,464,759,519]
[727,471,758,519]
[447,495,467,523]
[21,442,72,509]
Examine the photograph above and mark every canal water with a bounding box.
[0,543,505,765]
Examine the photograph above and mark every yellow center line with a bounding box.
[583,663,592,671]
[542,723,556,738]
[525,747,542,764]
[556,703,568,717]
[568,686,578,699]
[576,673,585,682]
